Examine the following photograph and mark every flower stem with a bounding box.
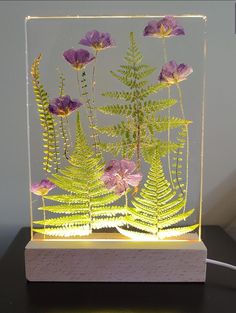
[76,70,82,98]
[60,117,69,159]
[136,120,141,171]
[162,38,174,189]
[65,116,72,147]
[81,70,100,155]
[41,196,46,239]
[162,38,168,63]
[176,83,189,214]
[51,116,60,173]
[125,191,129,228]
[91,50,98,104]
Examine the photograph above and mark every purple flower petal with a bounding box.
[143,16,185,38]
[102,159,142,195]
[49,95,83,117]
[79,30,115,51]
[158,60,193,85]
[126,173,143,187]
[120,159,136,175]
[31,179,56,196]
[63,48,95,70]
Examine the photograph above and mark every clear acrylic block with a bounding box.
[25,15,207,242]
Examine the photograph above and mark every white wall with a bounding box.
[0,1,236,257]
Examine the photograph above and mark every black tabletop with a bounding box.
[0,226,235,313]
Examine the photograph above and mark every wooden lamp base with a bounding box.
[25,234,207,282]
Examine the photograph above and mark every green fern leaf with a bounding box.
[33,225,90,237]
[34,214,90,227]
[92,216,125,229]
[96,121,134,138]
[142,99,177,114]
[98,32,179,166]
[118,149,197,239]
[31,54,60,173]
[158,224,199,240]
[97,103,134,117]
[38,204,89,214]
[146,116,192,133]
[35,113,121,237]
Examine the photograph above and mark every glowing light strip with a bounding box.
[33,238,201,243]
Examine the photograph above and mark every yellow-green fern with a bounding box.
[33,113,125,237]
[96,32,189,169]
[31,54,60,173]
[118,149,198,240]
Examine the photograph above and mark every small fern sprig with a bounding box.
[81,70,100,154]
[118,148,198,240]
[56,70,71,160]
[31,54,60,173]
[172,127,187,196]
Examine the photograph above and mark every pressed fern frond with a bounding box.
[142,99,177,114]
[33,225,90,237]
[39,204,89,214]
[98,32,179,168]
[96,121,134,138]
[98,103,134,118]
[34,113,124,237]
[146,116,191,133]
[118,149,198,239]
[80,70,100,154]
[31,54,60,173]
[142,139,180,163]
[171,126,188,196]
[117,224,198,240]
[98,99,177,118]
[34,214,90,227]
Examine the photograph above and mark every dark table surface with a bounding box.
[0,226,235,313]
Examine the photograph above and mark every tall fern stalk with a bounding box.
[162,38,174,188]
[58,71,70,160]
[31,54,60,173]
[177,83,189,213]
[41,196,46,239]
[91,50,98,105]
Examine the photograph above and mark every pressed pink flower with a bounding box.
[63,48,95,70]
[79,30,115,51]
[143,16,185,38]
[102,159,142,195]
[31,179,56,196]
[49,95,83,117]
[159,60,193,85]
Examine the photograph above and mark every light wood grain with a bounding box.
[25,238,207,282]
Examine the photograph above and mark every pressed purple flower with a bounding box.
[79,30,115,51]
[31,179,56,196]
[49,95,83,117]
[102,159,142,195]
[143,16,185,38]
[63,48,95,70]
[158,60,193,85]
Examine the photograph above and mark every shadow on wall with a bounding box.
[203,171,236,241]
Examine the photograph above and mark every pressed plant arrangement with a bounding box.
[27,15,206,241]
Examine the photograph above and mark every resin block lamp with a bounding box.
[24,15,207,282]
